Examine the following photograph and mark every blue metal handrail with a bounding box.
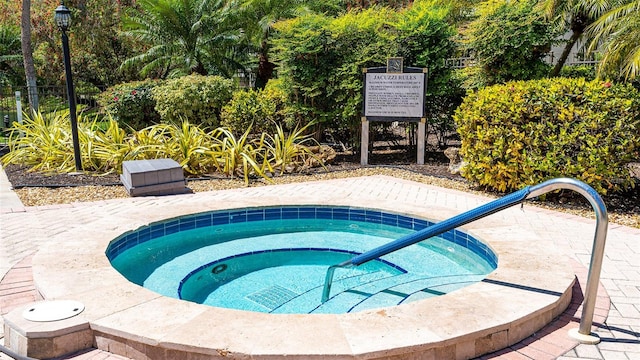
[320,178,608,343]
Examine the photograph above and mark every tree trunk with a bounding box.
[551,30,582,77]
[21,0,39,113]
[256,39,275,89]
[551,14,589,77]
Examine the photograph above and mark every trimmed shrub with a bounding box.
[96,79,161,130]
[559,65,597,81]
[152,74,234,128]
[462,0,557,88]
[453,77,640,194]
[220,79,293,136]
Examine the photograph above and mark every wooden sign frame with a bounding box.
[361,63,428,165]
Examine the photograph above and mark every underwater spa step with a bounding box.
[310,273,488,313]
[348,273,488,312]
[311,273,424,313]
[266,270,398,314]
[205,270,489,314]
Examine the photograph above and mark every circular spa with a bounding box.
[107,206,497,314]
[22,178,578,360]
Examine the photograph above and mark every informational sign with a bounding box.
[360,62,428,166]
[364,72,425,118]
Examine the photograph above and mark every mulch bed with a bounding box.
[3,150,639,228]
[3,151,461,187]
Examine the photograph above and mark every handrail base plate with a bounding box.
[568,328,601,345]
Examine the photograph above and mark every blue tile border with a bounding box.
[105,206,498,268]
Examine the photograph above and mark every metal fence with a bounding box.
[446,51,599,71]
[0,85,103,130]
[445,56,476,69]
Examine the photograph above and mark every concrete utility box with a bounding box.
[121,159,189,196]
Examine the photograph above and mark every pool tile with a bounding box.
[247,209,265,222]
[229,211,247,223]
[332,209,349,220]
[213,213,230,225]
[349,209,366,222]
[150,228,165,239]
[180,223,196,231]
[316,209,333,219]
[397,218,413,229]
[194,214,212,228]
[106,205,497,275]
[281,208,299,220]
[138,228,151,243]
[381,213,398,226]
[264,208,282,220]
[299,207,316,219]
[442,231,454,241]
[414,219,430,230]
[165,223,180,235]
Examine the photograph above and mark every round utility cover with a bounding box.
[22,300,85,322]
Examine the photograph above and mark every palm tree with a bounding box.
[587,0,640,79]
[237,0,306,89]
[238,0,342,88]
[537,0,612,76]
[121,0,244,78]
[21,0,39,112]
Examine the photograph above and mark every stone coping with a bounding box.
[27,176,576,359]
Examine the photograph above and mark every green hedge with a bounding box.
[559,65,597,81]
[220,79,293,135]
[96,79,161,130]
[152,74,234,128]
[462,0,556,88]
[453,77,640,194]
[271,3,456,146]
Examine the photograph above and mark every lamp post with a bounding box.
[54,1,82,172]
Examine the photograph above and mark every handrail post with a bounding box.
[321,265,339,303]
[322,260,352,303]
[320,178,607,343]
[528,178,607,344]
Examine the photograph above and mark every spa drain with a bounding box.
[246,285,298,311]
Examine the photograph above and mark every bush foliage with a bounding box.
[0,111,323,185]
[96,79,161,130]
[152,74,235,128]
[220,79,293,136]
[271,2,457,146]
[462,0,557,88]
[454,77,640,194]
[559,65,597,81]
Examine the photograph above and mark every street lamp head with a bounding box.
[54,2,71,32]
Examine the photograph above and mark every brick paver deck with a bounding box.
[1,170,638,359]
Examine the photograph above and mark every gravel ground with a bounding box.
[4,153,639,228]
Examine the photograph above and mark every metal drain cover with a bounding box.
[246,285,298,311]
[22,300,85,322]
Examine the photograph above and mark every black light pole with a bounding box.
[54,1,82,172]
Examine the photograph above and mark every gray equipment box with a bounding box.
[121,159,189,196]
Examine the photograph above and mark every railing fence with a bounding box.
[1,85,103,131]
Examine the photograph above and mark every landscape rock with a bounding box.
[444,147,466,175]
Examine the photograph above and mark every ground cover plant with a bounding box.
[0,111,324,185]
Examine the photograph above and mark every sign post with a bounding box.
[361,59,427,165]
